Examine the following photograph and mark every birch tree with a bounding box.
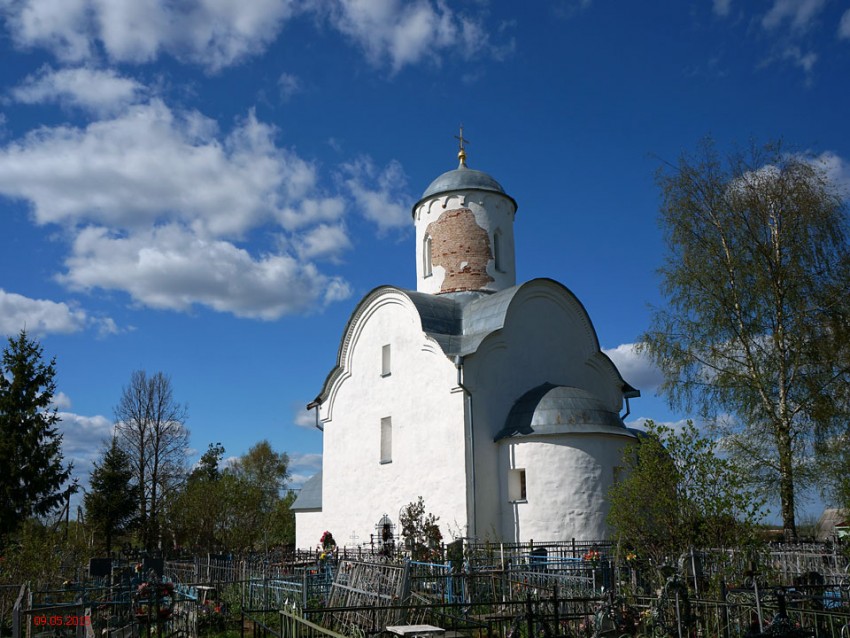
[641,139,850,539]
[114,370,188,551]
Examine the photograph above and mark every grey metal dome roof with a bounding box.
[496,383,635,441]
[423,166,506,198]
[412,165,517,214]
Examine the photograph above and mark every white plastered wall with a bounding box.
[500,434,634,541]
[295,511,324,550]
[307,290,468,549]
[463,279,632,541]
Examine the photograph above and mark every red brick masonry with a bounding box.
[426,208,494,293]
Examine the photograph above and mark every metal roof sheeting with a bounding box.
[495,384,636,441]
[290,471,322,511]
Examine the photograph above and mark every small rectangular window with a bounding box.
[509,468,526,502]
[380,416,392,463]
[381,344,391,377]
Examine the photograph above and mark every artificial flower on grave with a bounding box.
[582,549,601,566]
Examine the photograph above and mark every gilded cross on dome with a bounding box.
[454,125,470,167]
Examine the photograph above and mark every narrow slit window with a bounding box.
[509,468,526,502]
[381,344,391,377]
[494,229,503,272]
[380,416,392,463]
[423,235,432,277]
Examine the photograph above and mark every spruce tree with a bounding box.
[85,439,137,553]
[0,330,75,545]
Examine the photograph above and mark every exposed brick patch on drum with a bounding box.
[426,208,494,293]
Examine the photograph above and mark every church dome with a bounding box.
[412,165,517,214]
[423,166,506,198]
[496,383,634,441]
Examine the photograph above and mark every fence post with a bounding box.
[12,583,26,638]
[525,592,533,638]
[553,583,559,633]
[720,580,729,638]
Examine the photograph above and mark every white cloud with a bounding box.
[59,224,351,320]
[287,451,322,488]
[1,0,94,61]
[624,416,696,435]
[221,455,240,470]
[294,223,352,262]
[96,316,120,337]
[781,46,817,74]
[53,391,72,410]
[602,342,665,394]
[342,157,411,232]
[712,0,731,17]
[840,9,850,39]
[58,410,115,486]
[0,85,410,319]
[277,197,346,232]
[10,66,146,115]
[327,0,508,72]
[0,289,88,336]
[52,409,115,512]
[1,0,510,73]
[293,405,317,429]
[278,72,301,101]
[0,0,298,71]
[0,101,320,237]
[815,151,850,197]
[60,411,114,460]
[552,1,592,21]
[762,0,825,32]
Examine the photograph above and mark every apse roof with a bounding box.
[495,383,637,441]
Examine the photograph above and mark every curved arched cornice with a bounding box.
[310,286,407,413]
[471,279,638,398]
[308,278,638,415]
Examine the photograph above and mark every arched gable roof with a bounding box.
[308,279,638,409]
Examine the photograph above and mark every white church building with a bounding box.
[292,144,640,548]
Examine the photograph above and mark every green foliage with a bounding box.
[84,439,138,553]
[0,518,93,588]
[607,420,764,564]
[268,491,297,547]
[0,331,75,546]
[399,496,443,561]
[231,440,292,551]
[232,439,290,509]
[642,138,850,538]
[819,436,850,513]
[172,440,295,553]
[194,442,226,482]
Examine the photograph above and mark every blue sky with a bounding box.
[1,0,849,524]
